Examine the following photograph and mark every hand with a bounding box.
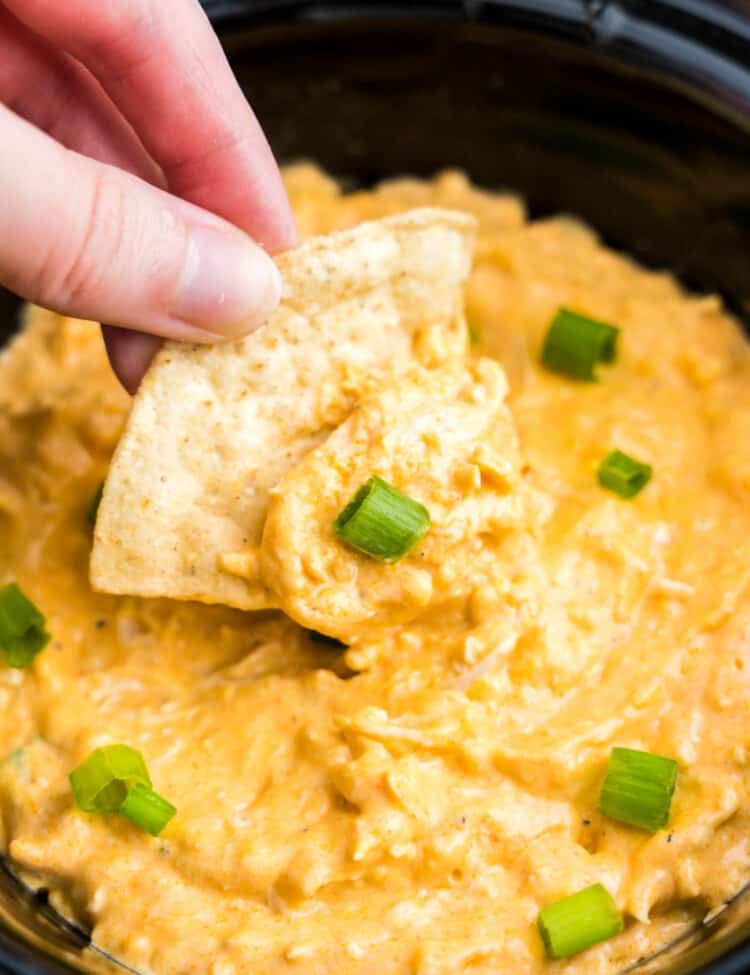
[0,0,296,392]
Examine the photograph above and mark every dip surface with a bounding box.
[2,166,750,975]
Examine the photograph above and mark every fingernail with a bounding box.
[171,225,282,337]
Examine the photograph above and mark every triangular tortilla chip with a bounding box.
[91,208,476,609]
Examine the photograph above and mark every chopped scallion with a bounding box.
[70,744,176,836]
[333,476,430,563]
[598,746,677,832]
[0,583,50,669]
[69,745,151,813]
[538,883,623,959]
[120,782,176,836]
[3,628,50,669]
[597,450,652,499]
[540,308,619,381]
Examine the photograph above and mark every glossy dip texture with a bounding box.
[1,166,750,975]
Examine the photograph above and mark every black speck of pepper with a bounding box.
[582,818,591,826]
[95,620,107,630]
[458,815,467,826]
[667,833,674,843]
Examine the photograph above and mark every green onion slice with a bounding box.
[69,745,152,813]
[597,450,653,499]
[88,482,104,526]
[120,782,176,836]
[538,883,624,960]
[0,583,50,669]
[333,476,430,563]
[540,308,619,381]
[598,746,677,832]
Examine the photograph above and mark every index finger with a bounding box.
[4,0,296,253]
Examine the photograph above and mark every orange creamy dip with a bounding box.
[1,166,750,975]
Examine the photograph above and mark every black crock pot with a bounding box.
[1,2,749,974]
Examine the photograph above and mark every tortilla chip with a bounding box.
[91,208,476,609]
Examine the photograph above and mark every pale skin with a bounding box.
[0,0,297,392]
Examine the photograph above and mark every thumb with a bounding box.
[0,105,282,341]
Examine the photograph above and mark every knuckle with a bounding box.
[84,3,156,78]
[44,168,128,311]
[82,0,146,46]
